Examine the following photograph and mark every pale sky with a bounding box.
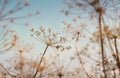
[0,0,73,60]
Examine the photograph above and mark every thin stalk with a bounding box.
[75,34,91,78]
[0,63,15,78]
[113,70,116,78]
[32,45,49,78]
[98,11,107,78]
[114,37,120,70]
[102,16,116,61]
[58,73,63,78]
[20,52,23,78]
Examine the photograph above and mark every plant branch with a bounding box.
[75,34,91,78]
[114,37,120,71]
[98,11,107,78]
[32,45,49,78]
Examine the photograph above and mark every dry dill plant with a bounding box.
[63,0,120,78]
[62,18,86,40]
[0,35,35,78]
[39,50,80,78]
[12,37,33,78]
[7,55,47,78]
[30,26,70,78]
[0,0,39,53]
[0,0,39,23]
[91,21,120,76]
[0,26,15,53]
[31,27,67,48]
[62,19,93,78]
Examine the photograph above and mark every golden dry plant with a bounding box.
[0,35,43,78]
[63,0,120,78]
[1,0,120,78]
[0,26,15,53]
[31,27,71,78]
[0,0,40,54]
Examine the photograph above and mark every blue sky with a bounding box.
[28,0,65,28]
[1,1,120,77]
[12,0,68,28]
[0,0,90,60]
[0,0,91,58]
[8,0,71,38]
[4,0,72,56]
[0,0,78,62]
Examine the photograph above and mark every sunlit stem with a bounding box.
[20,52,23,78]
[102,15,116,62]
[58,73,63,78]
[98,10,107,78]
[113,69,116,78]
[75,34,91,78]
[114,37,120,71]
[0,63,15,78]
[32,45,49,78]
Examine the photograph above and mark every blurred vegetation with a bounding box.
[1,0,120,78]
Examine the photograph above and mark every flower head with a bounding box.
[62,19,86,40]
[31,26,70,51]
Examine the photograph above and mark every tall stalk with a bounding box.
[32,45,49,78]
[20,52,23,78]
[113,69,116,78]
[98,10,107,78]
[58,73,63,78]
[0,63,15,78]
[75,34,91,78]
[114,37,120,71]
